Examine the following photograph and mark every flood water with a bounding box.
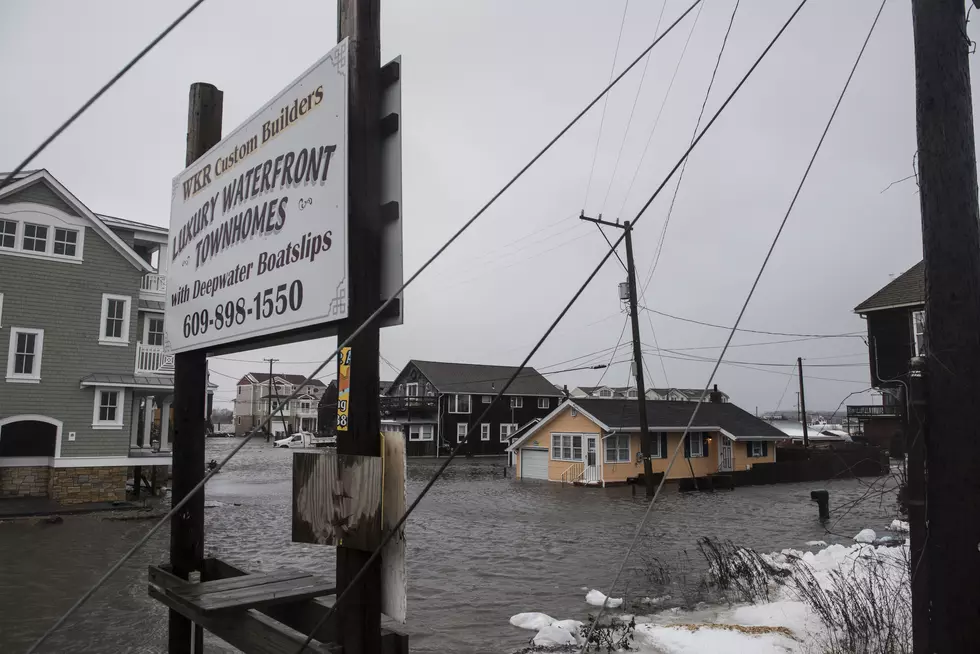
[0,438,900,653]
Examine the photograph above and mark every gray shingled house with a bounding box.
[0,170,205,503]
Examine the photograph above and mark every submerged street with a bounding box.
[0,439,898,654]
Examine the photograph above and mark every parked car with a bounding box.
[275,434,305,448]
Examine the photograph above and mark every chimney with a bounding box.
[709,384,722,403]
[563,384,569,399]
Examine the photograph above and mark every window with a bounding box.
[510,396,523,409]
[913,310,926,357]
[0,219,15,248]
[598,389,613,398]
[92,388,123,428]
[500,423,518,443]
[6,328,43,383]
[751,441,764,457]
[482,395,492,404]
[651,432,664,458]
[404,382,419,397]
[605,434,631,463]
[481,423,491,441]
[99,294,131,345]
[537,397,550,409]
[22,224,47,252]
[237,416,241,425]
[457,423,468,443]
[551,433,583,461]
[146,317,164,346]
[448,394,471,414]
[409,424,434,441]
[626,388,638,398]
[53,228,78,256]
[238,386,243,396]
[688,432,704,458]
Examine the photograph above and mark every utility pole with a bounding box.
[170,82,222,654]
[910,1,980,650]
[797,358,808,448]
[905,360,928,654]
[264,357,280,443]
[579,213,655,497]
[336,0,384,652]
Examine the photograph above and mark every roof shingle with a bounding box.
[573,398,786,438]
[409,360,561,396]
[854,261,925,313]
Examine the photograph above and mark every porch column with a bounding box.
[160,398,172,451]
[130,394,141,448]
[142,395,154,448]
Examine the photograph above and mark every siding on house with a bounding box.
[0,216,143,457]
[0,182,77,216]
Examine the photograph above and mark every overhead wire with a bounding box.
[641,0,742,295]
[583,2,886,644]
[582,0,631,211]
[593,316,631,388]
[300,1,812,648]
[0,0,208,191]
[27,8,707,649]
[639,304,864,338]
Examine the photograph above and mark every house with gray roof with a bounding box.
[383,359,562,456]
[0,170,204,503]
[233,372,327,437]
[570,385,729,403]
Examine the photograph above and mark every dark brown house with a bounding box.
[382,360,562,457]
[851,261,925,452]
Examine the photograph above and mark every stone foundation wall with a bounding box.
[48,467,127,504]
[0,466,51,497]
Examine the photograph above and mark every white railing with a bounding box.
[141,273,167,295]
[560,462,585,485]
[294,406,318,416]
[136,342,166,374]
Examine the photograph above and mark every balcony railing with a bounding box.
[381,396,439,412]
[847,404,902,419]
[136,342,172,375]
[141,273,168,295]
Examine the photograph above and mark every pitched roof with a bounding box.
[408,360,562,396]
[572,398,785,437]
[854,261,925,313]
[576,386,728,400]
[240,372,327,388]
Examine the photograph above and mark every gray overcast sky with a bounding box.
[2,0,946,414]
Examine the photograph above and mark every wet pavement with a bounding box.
[0,438,900,653]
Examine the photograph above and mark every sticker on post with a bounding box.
[337,346,351,431]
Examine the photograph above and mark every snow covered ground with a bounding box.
[509,520,910,652]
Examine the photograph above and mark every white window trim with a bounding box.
[456,422,468,443]
[751,441,764,458]
[144,315,165,346]
[537,397,549,409]
[650,432,663,458]
[481,423,491,441]
[605,433,631,463]
[52,227,80,258]
[0,208,86,263]
[409,424,433,441]
[598,389,613,398]
[689,432,704,458]
[92,387,125,430]
[99,294,132,346]
[404,382,419,397]
[510,396,523,408]
[500,423,518,443]
[912,310,926,357]
[550,432,584,461]
[22,222,49,254]
[6,327,43,384]
[448,394,472,414]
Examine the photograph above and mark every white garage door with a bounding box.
[520,449,549,480]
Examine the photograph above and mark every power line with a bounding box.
[0,0,208,191]
[615,0,705,220]
[582,0,631,211]
[641,0,742,295]
[648,346,867,367]
[639,304,864,338]
[642,348,870,384]
[597,0,670,212]
[594,316,631,388]
[584,0,882,642]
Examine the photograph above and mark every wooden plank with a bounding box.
[148,566,339,654]
[173,571,309,598]
[203,558,408,651]
[194,577,336,613]
[293,450,383,552]
[381,430,407,623]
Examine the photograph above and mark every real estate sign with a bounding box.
[166,41,349,354]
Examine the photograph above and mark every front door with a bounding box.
[719,437,733,472]
[583,435,600,483]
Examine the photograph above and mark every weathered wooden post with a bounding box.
[170,81,223,654]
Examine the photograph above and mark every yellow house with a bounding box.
[506,398,783,486]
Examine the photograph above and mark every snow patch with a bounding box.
[533,625,577,647]
[510,612,553,631]
[634,623,798,654]
[805,540,827,547]
[889,519,910,532]
[853,528,876,543]
[586,589,623,608]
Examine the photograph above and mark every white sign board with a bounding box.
[166,41,348,354]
